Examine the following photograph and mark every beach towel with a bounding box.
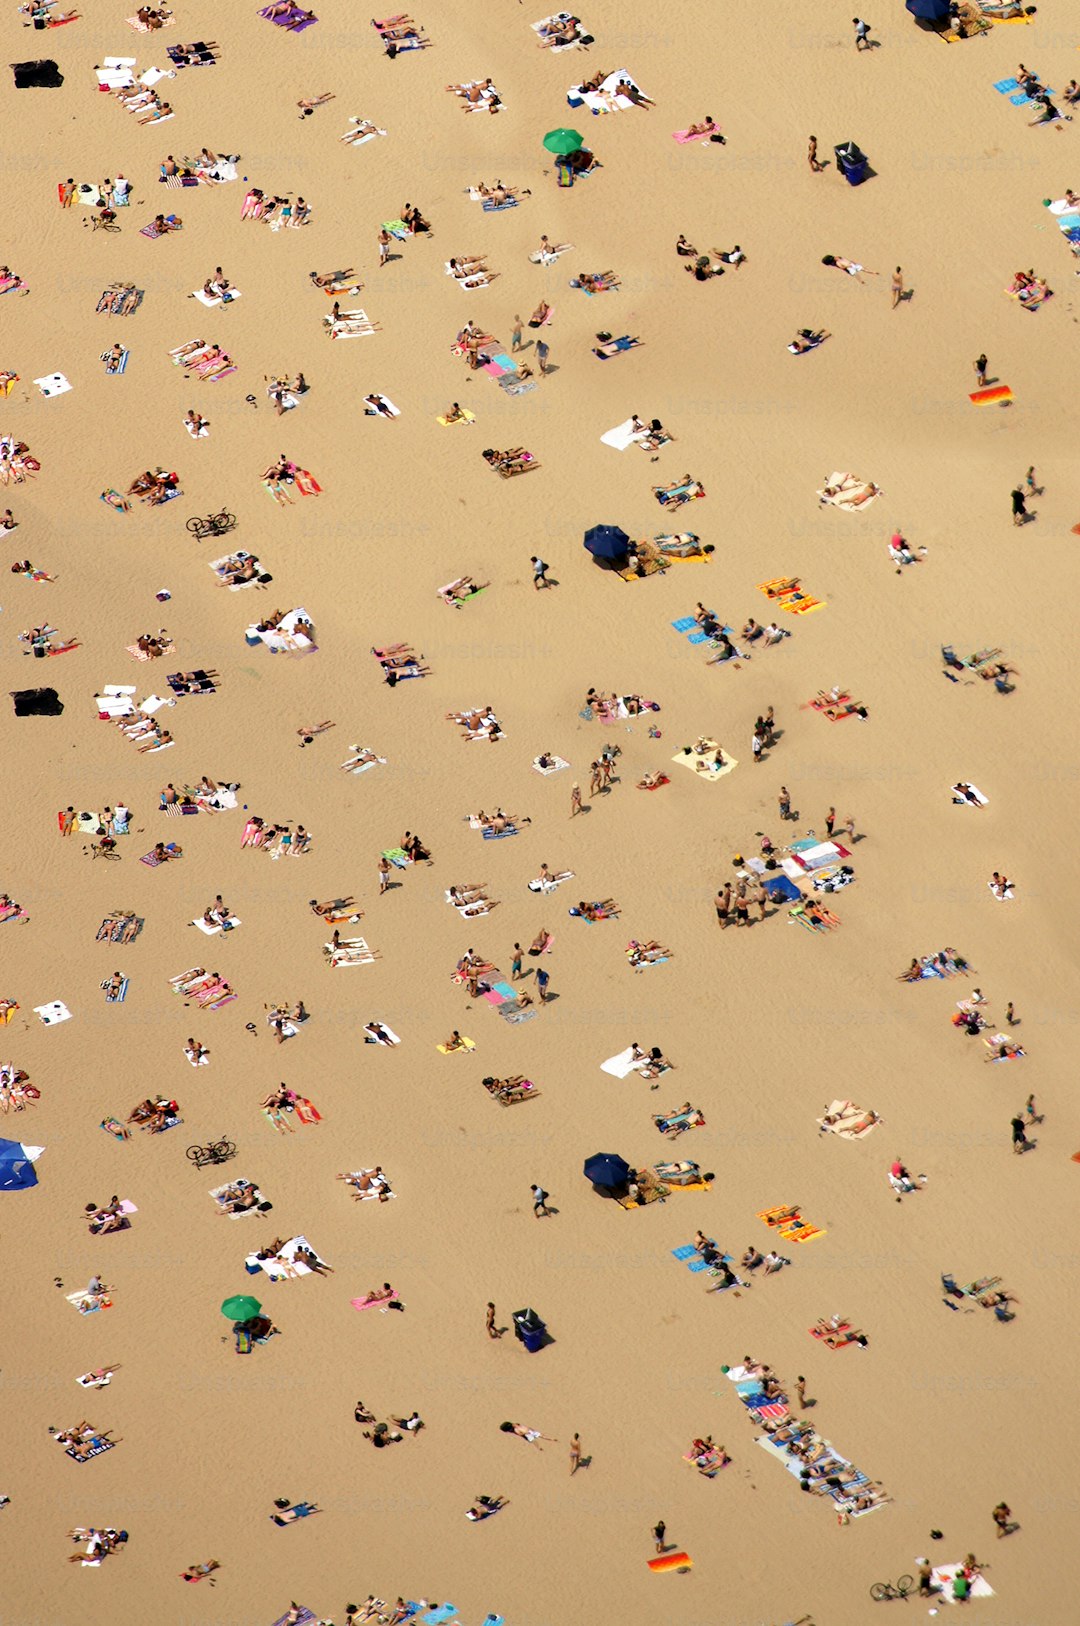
[436,1036,476,1053]
[437,408,475,425]
[351,1289,400,1310]
[34,373,71,398]
[100,348,128,374]
[570,68,645,113]
[672,123,720,143]
[363,395,400,417]
[671,742,737,780]
[816,1099,881,1139]
[34,1000,71,1025]
[364,1023,400,1045]
[100,976,128,1003]
[192,287,241,308]
[950,783,988,806]
[532,755,569,775]
[600,417,649,451]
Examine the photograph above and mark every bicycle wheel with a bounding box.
[219,512,237,531]
[186,1144,206,1163]
[896,1576,914,1597]
[869,1583,890,1603]
[186,517,208,537]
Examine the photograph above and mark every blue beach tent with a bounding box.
[0,1139,43,1190]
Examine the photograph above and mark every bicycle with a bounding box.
[186,1135,237,1169]
[870,1575,914,1602]
[186,510,236,541]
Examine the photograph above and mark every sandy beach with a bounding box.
[2,3,1078,1624]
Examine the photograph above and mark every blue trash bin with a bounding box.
[513,1307,547,1352]
[835,141,869,186]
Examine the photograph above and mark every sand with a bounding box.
[3,3,1078,1623]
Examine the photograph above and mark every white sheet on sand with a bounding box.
[601,1046,644,1078]
[246,1234,324,1279]
[816,470,881,510]
[192,287,242,308]
[533,12,590,51]
[364,1023,400,1045]
[192,914,241,935]
[601,417,648,451]
[363,395,400,416]
[532,755,569,775]
[815,1098,881,1140]
[34,373,72,398]
[950,783,988,807]
[930,1565,995,1603]
[570,68,644,113]
[35,1001,71,1025]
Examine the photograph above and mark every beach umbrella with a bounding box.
[583,1152,631,1190]
[543,128,584,156]
[583,524,630,560]
[220,1293,262,1322]
[0,1139,42,1191]
[906,0,951,19]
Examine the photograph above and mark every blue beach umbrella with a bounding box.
[583,1152,631,1190]
[583,524,630,560]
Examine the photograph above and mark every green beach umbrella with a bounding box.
[543,128,584,156]
[221,1293,262,1321]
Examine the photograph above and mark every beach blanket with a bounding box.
[816,1099,881,1139]
[246,1234,325,1280]
[671,742,736,780]
[600,417,649,451]
[569,68,645,112]
[817,470,881,510]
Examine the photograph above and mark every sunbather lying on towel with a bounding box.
[627,938,671,966]
[789,328,830,354]
[466,1494,508,1521]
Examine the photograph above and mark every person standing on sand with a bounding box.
[778,786,794,822]
[891,266,904,308]
[511,942,523,980]
[653,1518,667,1553]
[511,314,524,353]
[378,228,390,266]
[825,806,836,837]
[486,1302,501,1339]
[378,856,390,894]
[974,353,988,388]
[60,178,75,208]
[569,1433,582,1474]
[59,806,75,837]
[992,1501,1015,1538]
[807,135,824,173]
[570,782,582,818]
[536,966,550,1003]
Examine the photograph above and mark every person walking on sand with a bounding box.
[891,266,904,308]
[974,353,988,388]
[853,17,873,49]
[992,1502,1015,1538]
[807,135,824,173]
[795,1375,808,1408]
[511,313,524,353]
[1006,1002,1017,1026]
[536,338,550,375]
[531,555,550,590]
[653,1518,667,1553]
[511,942,523,980]
[536,966,550,1003]
[1011,487,1027,527]
[531,1183,551,1218]
[486,1301,501,1339]
[1010,1115,1030,1154]
[569,1433,582,1475]
[570,782,583,818]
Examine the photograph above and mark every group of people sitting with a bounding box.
[127,1095,179,1132]
[1007,267,1051,304]
[473,807,529,834]
[0,1062,37,1113]
[127,468,179,505]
